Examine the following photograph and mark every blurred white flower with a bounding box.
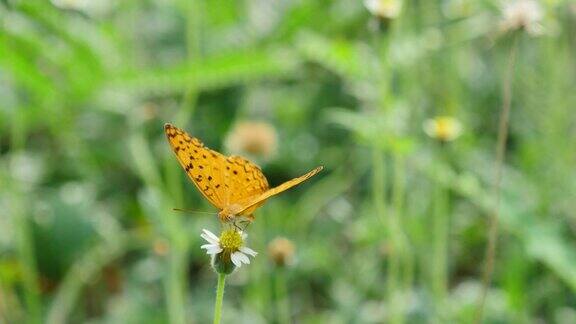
[59,182,95,205]
[51,0,86,10]
[225,121,277,161]
[51,0,111,16]
[9,152,45,186]
[500,0,544,36]
[201,229,258,268]
[364,0,403,19]
[423,116,463,142]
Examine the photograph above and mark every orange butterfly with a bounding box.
[164,123,323,223]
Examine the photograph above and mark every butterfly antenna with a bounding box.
[172,208,216,216]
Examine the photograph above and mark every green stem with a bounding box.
[275,269,291,324]
[431,159,449,317]
[213,273,226,324]
[184,0,203,61]
[391,152,410,324]
[372,149,387,228]
[387,251,402,324]
[164,3,202,319]
[12,185,41,324]
[7,107,41,323]
[373,149,406,324]
[166,243,189,324]
[128,131,189,324]
[370,15,407,324]
[474,34,519,323]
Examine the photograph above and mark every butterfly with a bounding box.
[164,123,323,223]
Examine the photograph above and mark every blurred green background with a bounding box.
[1,0,576,323]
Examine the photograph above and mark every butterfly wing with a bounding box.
[164,124,229,209]
[236,166,323,215]
[165,123,321,219]
[223,155,269,207]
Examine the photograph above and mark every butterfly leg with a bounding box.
[232,222,244,232]
[240,221,251,232]
[233,217,252,232]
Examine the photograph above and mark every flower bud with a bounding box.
[268,237,296,267]
[500,0,543,36]
[212,251,236,275]
[224,121,278,161]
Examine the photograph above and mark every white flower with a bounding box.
[364,0,403,19]
[200,229,223,254]
[200,229,258,268]
[500,0,544,36]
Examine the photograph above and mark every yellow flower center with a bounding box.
[219,229,243,251]
[435,118,453,140]
[429,116,461,141]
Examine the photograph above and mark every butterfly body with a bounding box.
[164,123,323,223]
[218,203,256,222]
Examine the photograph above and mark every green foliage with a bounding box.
[1,0,576,323]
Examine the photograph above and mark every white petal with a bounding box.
[233,251,250,265]
[201,229,219,244]
[200,234,216,244]
[241,232,247,240]
[205,246,222,255]
[239,246,258,257]
[230,253,242,268]
[201,242,222,253]
[199,233,210,242]
[202,229,220,242]
[201,243,219,250]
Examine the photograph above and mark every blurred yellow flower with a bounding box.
[225,121,278,160]
[364,0,403,19]
[423,116,463,142]
[268,237,296,267]
[500,0,543,36]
